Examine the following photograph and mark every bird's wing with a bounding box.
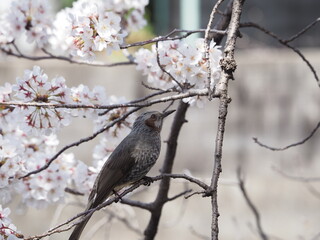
[88,134,137,208]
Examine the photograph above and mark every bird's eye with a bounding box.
[150,114,156,120]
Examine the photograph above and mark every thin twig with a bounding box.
[98,88,173,116]
[167,189,192,202]
[155,41,184,90]
[237,167,268,240]
[272,166,320,182]
[240,22,320,87]
[0,88,217,110]
[190,226,210,240]
[121,29,227,48]
[253,120,320,151]
[103,209,143,236]
[284,17,320,43]
[161,173,209,190]
[65,187,85,196]
[203,0,226,99]
[1,29,226,68]
[1,45,134,68]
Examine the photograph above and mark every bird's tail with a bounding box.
[69,211,93,240]
[68,205,94,240]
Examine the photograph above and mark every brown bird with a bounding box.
[69,110,175,240]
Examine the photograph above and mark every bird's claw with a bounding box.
[113,190,122,202]
[142,176,154,186]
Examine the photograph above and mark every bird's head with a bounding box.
[133,110,175,132]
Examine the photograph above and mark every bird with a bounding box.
[69,110,175,240]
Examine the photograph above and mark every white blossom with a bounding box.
[135,38,222,107]
[12,66,71,134]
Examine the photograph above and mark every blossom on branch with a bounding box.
[0,206,22,239]
[134,38,222,107]
[0,65,136,209]
[12,66,71,135]
[50,0,149,60]
[0,0,52,48]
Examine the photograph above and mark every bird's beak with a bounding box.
[162,109,176,118]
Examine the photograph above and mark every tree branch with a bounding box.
[144,101,189,240]
[121,29,227,49]
[1,44,134,67]
[240,22,320,87]
[253,120,320,151]
[0,88,217,110]
[209,1,245,240]
[284,17,320,43]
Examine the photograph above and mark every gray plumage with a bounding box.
[69,110,175,240]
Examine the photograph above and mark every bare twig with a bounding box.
[240,22,320,87]
[190,226,210,240]
[161,173,210,190]
[65,187,85,196]
[167,189,192,202]
[284,17,320,43]
[121,28,227,49]
[155,41,184,90]
[305,184,320,200]
[203,0,226,98]
[253,120,320,151]
[82,216,111,240]
[98,88,174,116]
[103,209,143,236]
[237,167,268,240]
[272,166,320,182]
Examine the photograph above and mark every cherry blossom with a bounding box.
[2,0,53,48]
[0,127,78,209]
[12,66,71,134]
[50,0,148,60]
[0,206,22,239]
[134,38,222,107]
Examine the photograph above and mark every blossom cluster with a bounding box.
[0,129,76,209]
[0,0,149,60]
[50,0,149,59]
[134,39,222,107]
[0,65,133,135]
[0,0,52,48]
[0,206,22,239]
[0,65,135,209]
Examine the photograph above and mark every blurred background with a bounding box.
[1,0,320,239]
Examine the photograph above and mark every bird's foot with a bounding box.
[113,190,122,202]
[142,176,154,186]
